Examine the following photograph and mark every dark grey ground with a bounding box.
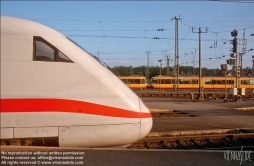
[1,146,254,166]
[142,98,254,132]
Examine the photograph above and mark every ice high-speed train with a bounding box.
[0,16,152,148]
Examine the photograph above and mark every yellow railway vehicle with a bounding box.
[203,77,235,90]
[150,76,254,90]
[118,76,147,89]
[150,76,199,89]
[240,77,254,89]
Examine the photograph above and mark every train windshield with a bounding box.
[151,78,156,83]
[67,38,110,69]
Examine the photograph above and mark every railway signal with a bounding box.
[230,38,237,53]
[230,29,238,54]
[223,29,245,101]
[220,64,227,71]
[231,29,238,37]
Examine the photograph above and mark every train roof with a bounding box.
[151,76,254,79]
[1,15,64,38]
[118,76,146,79]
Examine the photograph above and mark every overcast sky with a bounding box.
[1,1,254,69]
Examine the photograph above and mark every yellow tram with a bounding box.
[118,76,148,89]
[150,76,254,90]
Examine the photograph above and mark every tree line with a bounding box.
[110,65,253,80]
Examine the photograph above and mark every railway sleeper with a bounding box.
[144,142,153,149]
[175,139,187,149]
[162,141,171,149]
[237,137,254,146]
[204,138,217,148]
[192,140,204,149]
[145,142,164,149]
[222,137,237,147]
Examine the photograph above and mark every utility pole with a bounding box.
[166,55,170,76]
[158,59,162,93]
[146,51,150,83]
[162,50,170,76]
[172,16,181,91]
[193,53,195,75]
[241,29,245,76]
[192,27,207,100]
[240,29,247,76]
[191,51,195,75]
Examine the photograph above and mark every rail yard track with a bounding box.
[134,90,254,99]
[151,111,195,118]
[130,129,254,150]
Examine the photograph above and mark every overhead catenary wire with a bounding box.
[32,17,253,68]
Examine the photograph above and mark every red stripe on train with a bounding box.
[0,99,152,118]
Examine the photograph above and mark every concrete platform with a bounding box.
[142,98,254,133]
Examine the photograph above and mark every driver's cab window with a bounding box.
[33,36,73,63]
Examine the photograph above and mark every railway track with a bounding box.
[152,111,195,118]
[134,90,254,99]
[130,130,254,150]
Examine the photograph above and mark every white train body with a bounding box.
[0,16,152,147]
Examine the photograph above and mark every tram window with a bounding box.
[182,79,189,84]
[165,79,171,84]
[241,80,253,85]
[130,79,140,84]
[205,80,212,84]
[217,80,223,84]
[156,79,164,84]
[179,79,184,84]
[226,80,234,84]
[151,78,157,84]
[241,80,247,85]
[121,79,128,84]
[193,80,198,84]
[33,36,73,63]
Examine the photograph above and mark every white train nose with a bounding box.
[139,99,153,139]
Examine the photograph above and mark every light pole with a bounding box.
[192,27,207,100]
[221,64,228,102]
[158,59,162,93]
[191,52,195,75]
